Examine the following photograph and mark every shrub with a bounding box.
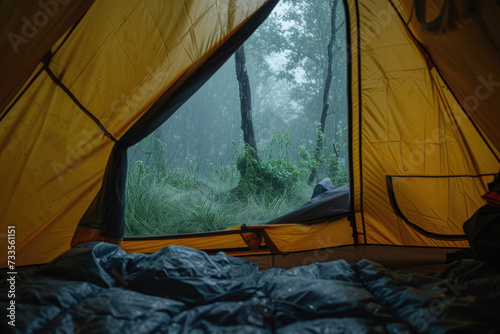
[236,144,307,197]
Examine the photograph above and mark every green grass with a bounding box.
[124,133,348,237]
[124,161,313,236]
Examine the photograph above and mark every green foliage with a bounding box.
[234,132,308,198]
[235,144,307,197]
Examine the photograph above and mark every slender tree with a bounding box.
[308,0,339,184]
[235,45,259,160]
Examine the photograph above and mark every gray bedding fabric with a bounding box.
[2,242,500,333]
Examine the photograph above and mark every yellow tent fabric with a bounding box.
[348,0,499,248]
[1,0,499,267]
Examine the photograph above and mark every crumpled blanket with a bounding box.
[2,242,499,333]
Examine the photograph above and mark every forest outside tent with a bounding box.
[125,0,349,236]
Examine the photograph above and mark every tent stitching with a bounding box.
[43,64,117,143]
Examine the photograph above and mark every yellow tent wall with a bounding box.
[347,0,499,247]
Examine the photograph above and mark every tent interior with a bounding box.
[1,0,500,332]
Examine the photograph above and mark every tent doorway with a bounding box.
[125,0,350,237]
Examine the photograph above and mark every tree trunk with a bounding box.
[235,45,259,160]
[308,0,339,185]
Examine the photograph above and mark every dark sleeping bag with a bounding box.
[2,242,500,333]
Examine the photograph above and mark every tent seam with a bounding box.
[43,64,117,143]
